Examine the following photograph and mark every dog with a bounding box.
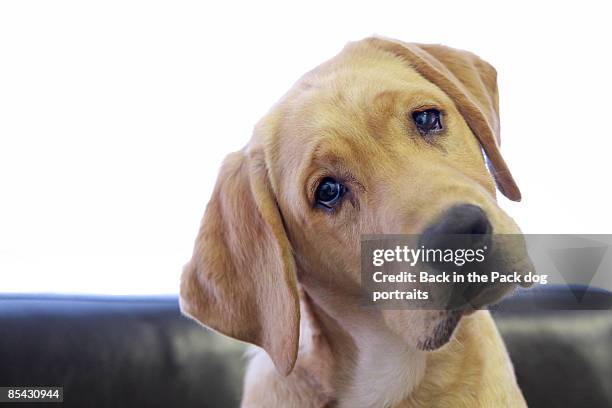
[180,37,531,407]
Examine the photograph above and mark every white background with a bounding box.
[1,1,611,294]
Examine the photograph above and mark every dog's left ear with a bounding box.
[179,141,300,376]
[366,38,521,201]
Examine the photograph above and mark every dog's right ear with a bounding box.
[364,37,522,202]
[180,146,300,376]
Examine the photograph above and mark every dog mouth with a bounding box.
[415,281,517,352]
[416,309,464,351]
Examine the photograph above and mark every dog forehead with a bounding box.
[257,41,452,191]
[269,48,435,143]
[307,39,425,85]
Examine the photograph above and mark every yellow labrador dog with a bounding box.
[180,37,529,407]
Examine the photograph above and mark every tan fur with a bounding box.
[181,37,527,407]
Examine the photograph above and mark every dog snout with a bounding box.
[419,204,492,251]
[418,204,496,309]
[419,204,520,309]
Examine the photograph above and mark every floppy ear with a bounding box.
[365,37,521,201]
[180,146,300,375]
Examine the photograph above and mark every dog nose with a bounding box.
[419,204,492,252]
[419,204,494,309]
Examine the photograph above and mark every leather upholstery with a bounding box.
[0,287,610,407]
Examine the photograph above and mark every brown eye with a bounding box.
[315,177,345,209]
[412,109,443,134]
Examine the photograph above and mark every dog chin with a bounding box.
[417,310,463,351]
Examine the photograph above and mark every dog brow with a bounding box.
[364,92,397,138]
[309,137,352,167]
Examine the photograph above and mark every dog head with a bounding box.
[180,37,529,375]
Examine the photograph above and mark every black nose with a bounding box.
[419,204,492,253]
[419,204,493,309]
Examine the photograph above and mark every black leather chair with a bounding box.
[0,286,610,407]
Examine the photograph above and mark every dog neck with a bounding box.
[296,287,525,408]
[300,286,427,408]
[243,285,524,407]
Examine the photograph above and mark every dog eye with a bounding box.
[315,177,346,209]
[412,109,443,134]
